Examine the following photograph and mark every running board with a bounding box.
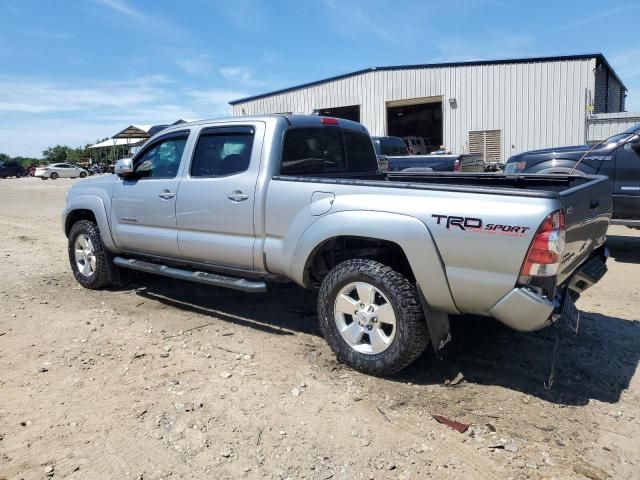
[611,219,640,227]
[113,257,267,293]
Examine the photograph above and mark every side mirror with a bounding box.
[114,158,134,177]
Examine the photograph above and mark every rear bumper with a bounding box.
[490,287,554,332]
[490,247,608,332]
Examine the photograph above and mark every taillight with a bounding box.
[520,210,566,278]
[453,159,461,172]
[321,117,339,125]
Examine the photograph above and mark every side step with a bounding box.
[611,219,640,228]
[113,257,267,293]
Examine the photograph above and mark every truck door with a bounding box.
[110,130,190,258]
[176,123,264,269]
[613,138,640,219]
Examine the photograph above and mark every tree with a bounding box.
[42,145,73,163]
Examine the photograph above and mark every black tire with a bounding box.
[16,172,22,178]
[318,259,430,376]
[50,172,59,180]
[68,220,112,289]
[79,171,87,178]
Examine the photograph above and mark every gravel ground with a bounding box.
[0,177,638,480]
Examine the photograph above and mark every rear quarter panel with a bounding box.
[264,178,559,315]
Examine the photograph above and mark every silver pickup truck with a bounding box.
[63,115,611,375]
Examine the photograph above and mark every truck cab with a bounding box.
[505,123,640,226]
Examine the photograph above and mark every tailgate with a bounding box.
[557,175,611,284]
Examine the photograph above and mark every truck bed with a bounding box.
[274,171,612,287]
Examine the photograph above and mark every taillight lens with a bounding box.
[321,117,339,125]
[453,159,461,172]
[520,210,565,277]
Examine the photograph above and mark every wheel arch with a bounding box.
[290,210,459,314]
[63,195,117,251]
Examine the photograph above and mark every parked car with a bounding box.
[379,153,484,173]
[35,163,89,180]
[504,123,640,227]
[63,115,610,376]
[0,161,25,178]
[403,136,438,155]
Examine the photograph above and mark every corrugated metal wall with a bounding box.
[232,58,598,160]
[587,112,640,142]
[594,66,626,113]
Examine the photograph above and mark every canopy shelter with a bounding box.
[112,125,153,139]
[87,120,201,166]
[87,137,147,166]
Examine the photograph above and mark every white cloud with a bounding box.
[0,75,239,157]
[322,0,394,42]
[185,88,249,116]
[95,0,190,43]
[434,31,535,62]
[0,76,165,113]
[562,4,640,29]
[177,54,212,75]
[95,0,142,18]
[219,66,266,87]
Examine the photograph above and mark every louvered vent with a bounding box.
[468,129,502,162]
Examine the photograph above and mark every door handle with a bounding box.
[227,190,249,202]
[159,191,175,200]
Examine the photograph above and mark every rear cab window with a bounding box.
[281,127,377,176]
[190,126,255,177]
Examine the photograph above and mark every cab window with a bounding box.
[190,127,254,177]
[133,133,188,178]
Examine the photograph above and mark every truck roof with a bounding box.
[155,114,368,138]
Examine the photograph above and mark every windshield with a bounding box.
[604,123,640,146]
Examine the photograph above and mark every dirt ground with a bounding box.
[0,177,638,480]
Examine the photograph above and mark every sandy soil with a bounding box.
[0,177,638,480]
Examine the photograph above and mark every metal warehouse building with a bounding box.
[230,54,626,162]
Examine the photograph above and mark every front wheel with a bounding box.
[318,259,430,376]
[68,220,112,289]
[79,171,87,178]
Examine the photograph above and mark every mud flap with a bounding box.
[417,286,451,359]
[103,248,126,286]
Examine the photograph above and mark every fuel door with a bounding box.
[310,191,335,216]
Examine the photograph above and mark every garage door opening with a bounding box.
[317,105,360,122]
[387,98,443,151]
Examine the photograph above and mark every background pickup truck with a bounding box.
[378,153,484,173]
[63,115,611,376]
[505,123,640,228]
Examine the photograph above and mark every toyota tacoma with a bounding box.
[63,115,611,375]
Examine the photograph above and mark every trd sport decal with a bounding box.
[431,214,531,236]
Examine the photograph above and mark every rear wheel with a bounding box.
[318,259,430,376]
[50,172,59,180]
[16,172,22,178]
[68,220,112,289]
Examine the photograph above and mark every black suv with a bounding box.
[0,161,24,178]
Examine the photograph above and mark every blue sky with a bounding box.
[1,0,640,157]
